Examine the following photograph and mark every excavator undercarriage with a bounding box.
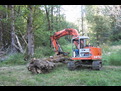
[67,60,102,70]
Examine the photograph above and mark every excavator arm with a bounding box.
[50,28,79,55]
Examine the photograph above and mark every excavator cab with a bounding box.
[72,36,90,57]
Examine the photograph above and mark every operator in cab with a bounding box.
[74,39,84,57]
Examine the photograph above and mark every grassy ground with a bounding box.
[102,45,121,65]
[0,44,121,86]
[0,64,121,86]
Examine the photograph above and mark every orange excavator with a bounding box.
[50,28,102,70]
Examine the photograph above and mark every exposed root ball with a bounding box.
[27,55,71,74]
[27,58,56,74]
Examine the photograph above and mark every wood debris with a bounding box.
[27,54,71,74]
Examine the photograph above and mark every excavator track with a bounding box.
[67,60,102,70]
[67,61,82,70]
[92,60,102,70]
[67,61,77,70]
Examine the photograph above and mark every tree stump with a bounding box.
[27,55,71,74]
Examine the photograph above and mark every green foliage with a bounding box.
[108,50,121,66]
[61,43,72,56]
[58,36,70,45]
[110,39,121,46]
[34,29,50,48]
[59,20,78,30]
[85,5,115,45]
[0,53,27,66]
[102,44,121,66]
[0,5,79,66]
[34,46,54,58]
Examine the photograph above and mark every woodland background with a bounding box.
[0,5,121,86]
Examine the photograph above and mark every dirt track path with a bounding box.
[104,65,121,69]
[0,65,26,71]
[0,65,121,72]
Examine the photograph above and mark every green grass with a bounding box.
[102,44,121,66]
[1,44,121,86]
[0,64,121,86]
[107,51,121,66]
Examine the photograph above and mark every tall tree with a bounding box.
[85,5,111,45]
[0,6,3,50]
[103,5,121,41]
[51,5,54,31]
[26,5,34,60]
[10,5,17,53]
[44,5,51,31]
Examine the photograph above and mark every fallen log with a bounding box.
[27,55,71,74]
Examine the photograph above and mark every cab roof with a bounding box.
[72,36,89,40]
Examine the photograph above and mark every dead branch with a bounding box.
[15,34,24,53]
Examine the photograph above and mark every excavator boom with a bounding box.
[50,28,79,55]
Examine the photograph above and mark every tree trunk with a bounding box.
[44,5,51,31]
[26,5,34,60]
[51,5,54,31]
[0,10,3,50]
[55,5,60,30]
[10,5,17,53]
[58,5,61,29]
[44,5,52,48]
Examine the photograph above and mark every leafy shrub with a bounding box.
[1,53,27,65]
[111,39,121,46]
[61,44,72,57]
[34,46,55,58]
[108,51,121,66]
[103,49,121,66]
